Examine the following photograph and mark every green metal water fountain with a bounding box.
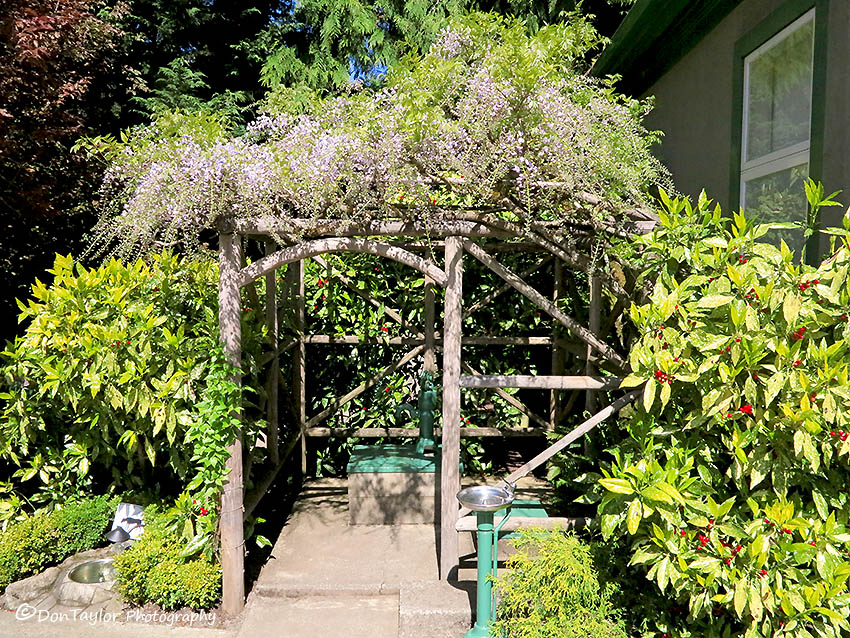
[457,482,516,638]
[395,371,438,454]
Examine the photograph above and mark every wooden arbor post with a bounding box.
[440,236,463,579]
[218,231,246,615]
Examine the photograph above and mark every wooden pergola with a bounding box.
[216,211,654,614]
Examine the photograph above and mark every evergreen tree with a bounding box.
[257,0,632,91]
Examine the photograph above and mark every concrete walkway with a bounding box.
[237,476,552,638]
[0,608,235,638]
[237,478,444,638]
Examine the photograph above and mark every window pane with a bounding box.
[743,164,808,252]
[745,18,814,162]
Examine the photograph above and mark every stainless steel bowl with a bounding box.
[68,559,116,584]
[457,485,515,512]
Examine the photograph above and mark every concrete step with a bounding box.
[238,595,399,638]
[398,581,473,638]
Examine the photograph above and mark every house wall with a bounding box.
[643,0,850,228]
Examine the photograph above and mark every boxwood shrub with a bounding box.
[113,509,220,610]
[0,494,118,590]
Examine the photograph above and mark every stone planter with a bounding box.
[0,542,128,616]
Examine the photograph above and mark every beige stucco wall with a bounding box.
[643,0,850,228]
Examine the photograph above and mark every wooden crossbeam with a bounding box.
[234,218,513,239]
[305,345,425,427]
[238,238,448,288]
[461,239,628,370]
[459,375,623,390]
[305,426,543,438]
[456,515,587,532]
[298,334,557,346]
[460,362,550,430]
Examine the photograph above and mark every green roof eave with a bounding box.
[592,0,743,96]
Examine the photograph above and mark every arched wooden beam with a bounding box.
[236,237,448,288]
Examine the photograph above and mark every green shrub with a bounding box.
[113,510,221,610]
[0,495,117,590]
[0,252,266,510]
[597,185,850,637]
[492,528,628,638]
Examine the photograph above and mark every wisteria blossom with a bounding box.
[91,14,671,258]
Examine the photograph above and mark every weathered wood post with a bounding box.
[265,241,280,465]
[585,274,602,414]
[424,275,436,373]
[440,236,463,580]
[294,260,307,473]
[218,229,245,615]
[550,259,565,431]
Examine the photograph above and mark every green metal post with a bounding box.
[466,510,495,638]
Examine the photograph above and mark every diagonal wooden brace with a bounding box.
[461,239,627,370]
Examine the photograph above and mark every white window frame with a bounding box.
[740,9,815,205]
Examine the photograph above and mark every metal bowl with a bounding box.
[457,485,515,512]
[68,559,116,584]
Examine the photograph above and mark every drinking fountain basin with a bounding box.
[457,484,515,512]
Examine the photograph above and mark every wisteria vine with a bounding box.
[90,13,672,259]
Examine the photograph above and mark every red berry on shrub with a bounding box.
[793,360,802,367]
[810,541,816,546]
[680,529,686,536]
